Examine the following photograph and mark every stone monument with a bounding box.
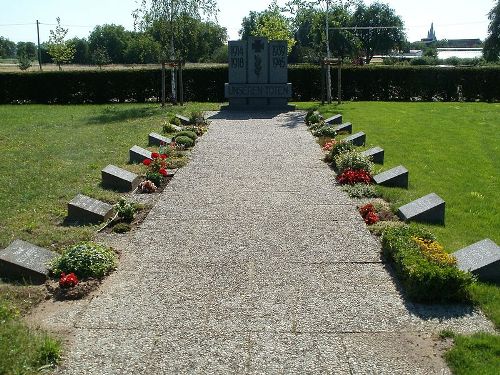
[224,37,293,110]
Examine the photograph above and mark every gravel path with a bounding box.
[59,111,494,374]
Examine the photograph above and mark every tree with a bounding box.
[351,2,405,63]
[88,24,131,64]
[124,32,160,64]
[68,37,90,65]
[16,42,37,60]
[0,37,16,59]
[133,0,219,106]
[484,0,500,62]
[241,1,296,54]
[91,46,111,68]
[47,18,76,70]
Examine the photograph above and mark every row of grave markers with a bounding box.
[0,115,190,284]
[329,114,499,283]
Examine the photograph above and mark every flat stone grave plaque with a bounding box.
[166,168,178,178]
[344,132,366,146]
[361,147,384,164]
[325,114,342,125]
[130,145,152,164]
[68,194,114,224]
[453,239,500,283]
[0,240,58,284]
[373,165,408,188]
[333,122,352,134]
[397,193,445,225]
[175,114,190,125]
[102,165,141,192]
[149,133,172,147]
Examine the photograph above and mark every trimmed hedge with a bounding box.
[0,65,499,103]
[381,225,474,303]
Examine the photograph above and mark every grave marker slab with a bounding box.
[374,165,408,188]
[148,133,172,147]
[325,114,343,125]
[166,168,178,178]
[361,147,384,164]
[0,240,58,284]
[102,165,141,192]
[453,239,500,283]
[130,145,152,164]
[344,132,366,146]
[333,122,352,134]
[397,193,445,225]
[175,114,190,125]
[68,194,114,224]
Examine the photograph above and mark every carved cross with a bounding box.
[252,39,264,53]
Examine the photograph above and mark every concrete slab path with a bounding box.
[59,112,493,374]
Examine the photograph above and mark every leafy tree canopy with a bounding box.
[484,0,500,61]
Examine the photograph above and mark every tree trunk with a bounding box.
[161,61,166,107]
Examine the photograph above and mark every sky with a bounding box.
[0,0,495,44]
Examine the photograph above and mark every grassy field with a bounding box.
[0,62,226,72]
[297,101,499,374]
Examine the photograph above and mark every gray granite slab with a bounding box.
[228,40,247,83]
[0,239,58,284]
[397,193,445,225]
[175,114,190,125]
[101,165,141,192]
[453,239,500,283]
[325,114,343,125]
[361,146,384,164]
[129,145,151,164]
[268,40,288,83]
[67,194,114,224]
[374,165,408,188]
[148,132,172,146]
[333,122,352,134]
[344,131,366,146]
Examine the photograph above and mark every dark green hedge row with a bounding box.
[381,225,474,303]
[0,65,498,103]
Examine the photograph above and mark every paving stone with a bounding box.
[67,194,114,224]
[175,114,190,125]
[148,132,172,146]
[325,114,342,125]
[101,165,141,192]
[0,239,58,284]
[373,165,408,188]
[397,193,445,225]
[361,146,384,164]
[333,122,352,134]
[453,239,500,283]
[129,145,151,164]
[344,131,366,146]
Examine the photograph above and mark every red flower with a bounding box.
[364,211,380,225]
[151,152,160,159]
[159,168,168,176]
[59,272,79,288]
[143,159,152,166]
[160,154,167,159]
[336,169,372,185]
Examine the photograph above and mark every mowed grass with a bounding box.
[296,101,499,374]
[0,103,218,251]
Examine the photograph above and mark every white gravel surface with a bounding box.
[58,111,494,374]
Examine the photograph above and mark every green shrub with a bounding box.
[189,111,208,125]
[112,223,132,233]
[312,125,337,138]
[342,183,380,198]
[174,135,195,148]
[334,150,374,174]
[115,199,136,223]
[305,111,322,126]
[174,130,197,140]
[169,116,182,127]
[183,125,206,136]
[381,225,474,302]
[51,242,117,279]
[162,123,178,134]
[146,171,163,186]
[329,140,355,160]
[368,221,405,236]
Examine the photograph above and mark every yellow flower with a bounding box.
[411,237,457,266]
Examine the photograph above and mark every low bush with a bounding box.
[174,130,197,140]
[368,220,405,236]
[329,140,355,161]
[115,199,136,223]
[381,225,474,302]
[189,111,208,126]
[183,125,207,136]
[112,222,132,233]
[334,150,374,174]
[162,122,178,134]
[305,110,322,126]
[336,168,372,185]
[174,135,195,148]
[312,126,337,138]
[51,242,117,279]
[342,183,379,198]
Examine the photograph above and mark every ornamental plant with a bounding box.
[412,237,457,266]
[336,168,372,185]
[305,110,322,126]
[329,140,355,161]
[174,135,195,148]
[312,126,337,138]
[174,130,197,140]
[359,203,380,225]
[143,146,169,186]
[139,180,157,193]
[334,150,374,174]
[322,140,337,152]
[115,199,136,223]
[59,272,79,288]
[189,111,209,126]
[51,242,117,279]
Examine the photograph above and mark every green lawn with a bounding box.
[296,101,500,375]
[0,103,218,251]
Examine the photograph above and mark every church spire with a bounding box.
[427,23,437,41]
